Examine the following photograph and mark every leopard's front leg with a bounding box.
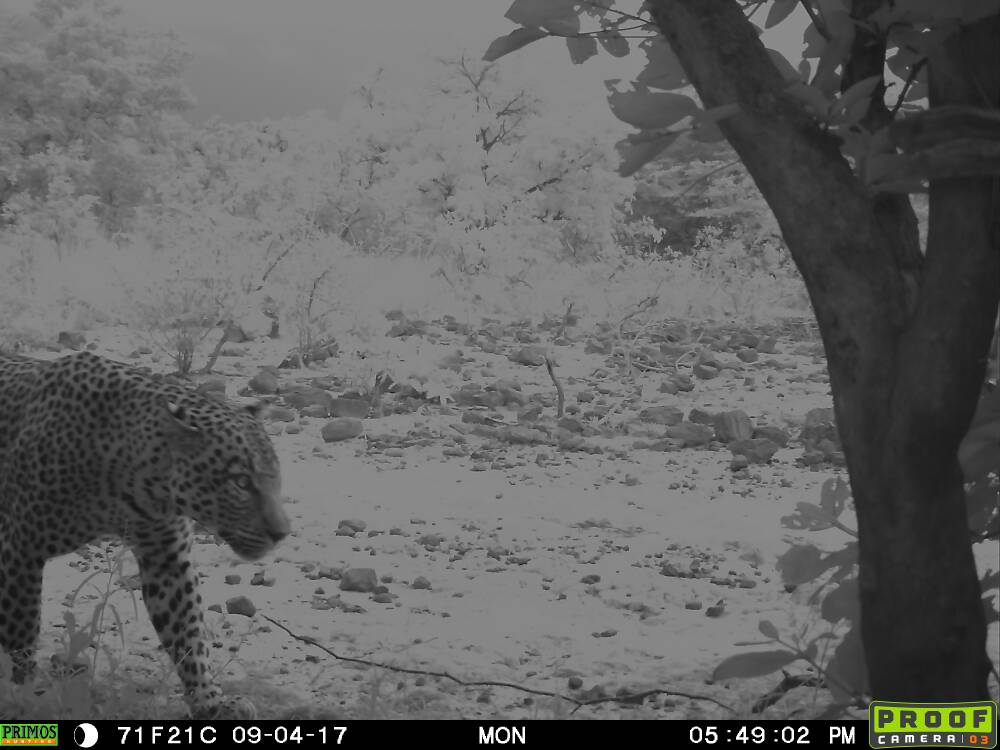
[130,518,253,719]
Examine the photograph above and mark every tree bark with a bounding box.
[647,0,998,699]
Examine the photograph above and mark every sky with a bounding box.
[6,0,809,123]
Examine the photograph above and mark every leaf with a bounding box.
[965,480,999,535]
[786,81,833,118]
[483,27,550,62]
[958,388,1000,481]
[821,577,859,623]
[712,650,801,681]
[695,102,740,124]
[766,0,799,28]
[599,32,630,58]
[566,36,598,65]
[825,625,869,703]
[831,75,881,126]
[776,543,838,585]
[982,591,1000,626]
[636,38,687,91]
[607,89,700,130]
[544,15,581,35]
[781,501,834,531]
[767,48,801,81]
[758,620,780,639]
[505,0,578,29]
[616,131,682,177]
[802,22,826,59]
[820,477,850,519]
[812,10,855,96]
[689,121,727,143]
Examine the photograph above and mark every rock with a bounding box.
[339,519,367,533]
[557,417,585,434]
[226,596,256,617]
[411,576,432,590]
[321,418,364,443]
[800,407,839,450]
[57,331,87,350]
[249,369,280,395]
[266,406,296,422]
[729,438,780,464]
[705,602,726,618]
[714,410,754,442]
[639,405,684,426]
[758,336,778,353]
[693,363,719,380]
[727,331,760,350]
[284,387,334,413]
[503,426,548,445]
[664,421,714,447]
[736,347,758,363]
[688,408,714,425]
[340,568,378,593]
[330,397,369,419]
[517,405,543,423]
[387,319,427,338]
[509,346,547,366]
[673,374,695,392]
[754,424,790,447]
[196,377,227,397]
[658,379,679,394]
[299,404,329,418]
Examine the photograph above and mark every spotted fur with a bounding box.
[0,352,289,718]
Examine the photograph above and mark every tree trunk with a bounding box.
[648,0,998,699]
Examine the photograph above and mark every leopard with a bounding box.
[0,351,290,718]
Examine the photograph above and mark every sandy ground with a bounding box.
[7,320,999,719]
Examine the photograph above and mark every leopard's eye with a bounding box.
[230,474,253,491]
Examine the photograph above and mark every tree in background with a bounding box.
[0,0,193,237]
[488,0,999,701]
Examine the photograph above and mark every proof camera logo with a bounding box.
[870,701,997,749]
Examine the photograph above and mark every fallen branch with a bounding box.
[544,356,565,418]
[262,615,734,715]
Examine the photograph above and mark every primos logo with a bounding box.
[0,725,59,747]
[870,701,997,748]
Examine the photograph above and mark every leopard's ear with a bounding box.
[162,400,203,451]
[243,400,267,420]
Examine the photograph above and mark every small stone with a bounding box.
[330,397,369,419]
[226,596,256,617]
[321,418,364,443]
[509,346,547,366]
[249,370,279,395]
[340,568,378,593]
[639,405,684,426]
[714,410,754,442]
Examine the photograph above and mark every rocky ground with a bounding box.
[8,313,999,720]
